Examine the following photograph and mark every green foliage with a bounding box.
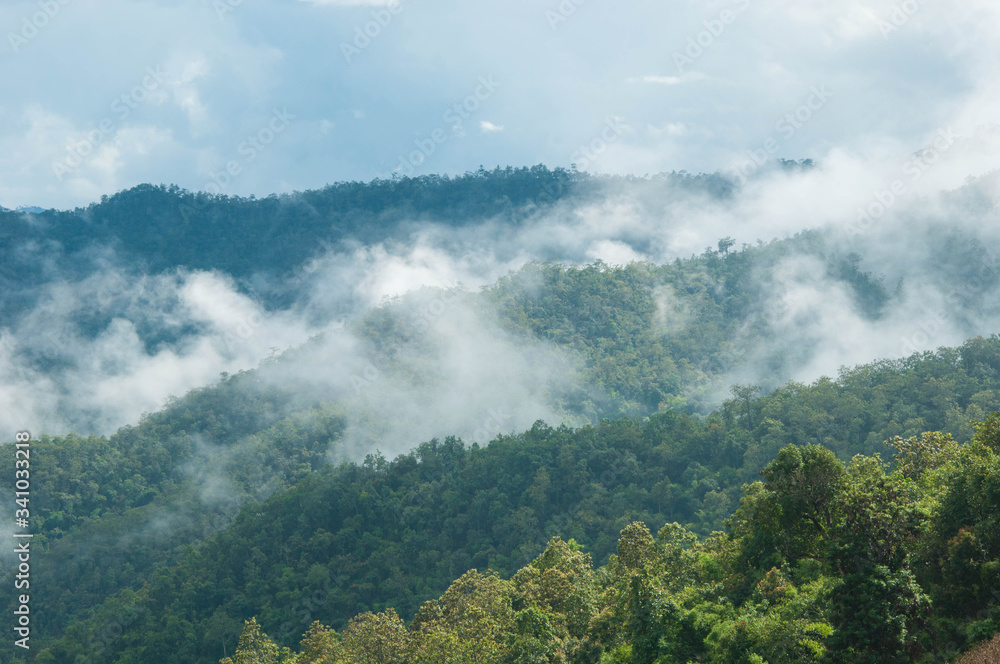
[11,215,1000,663]
[481,237,896,418]
[826,566,928,664]
[27,413,1000,664]
[341,609,410,664]
[761,445,845,554]
[221,619,297,664]
[24,336,1000,663]
[4,389,345,652]
[707,574,833,664]
[885,431,960,480]
[972,412,1000,453]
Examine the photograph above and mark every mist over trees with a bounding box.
[5,0,1000,658]
[16,336,1000,663]
[2,168,1000,663]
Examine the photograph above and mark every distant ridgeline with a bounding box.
[5,164,993,385]
[0,166,742,372]
[5,333,1000,663]
[0,167,733,313]
[0,167,569,313]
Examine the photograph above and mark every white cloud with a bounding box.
[647,123,687,139]
[0,0,996,208]
[634,74,706,85]
[298,0,398,5]
[3,0,1000,451]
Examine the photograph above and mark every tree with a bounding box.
[340,610,409,664]
[298,622,342,664]
[730,385,763,430]
[221,618,297,664]
[973,411,1000,453]
[827,566,929,664]
[615,523,657,572]
[826,456,930,664]
[409,571,515,664]
[885,431,958,480]
[512,537,597,638]
[761,444,846,561]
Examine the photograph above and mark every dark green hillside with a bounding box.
[2,167,735,317]
[7,371,344,648]
[213,418,1000,664]
[24,335,1000,664]
[4,227,998,661]
[480,236,891,415]
[1,168,999,662]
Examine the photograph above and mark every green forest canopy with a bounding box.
[221,415,1000,664]
[16,333,1000,664]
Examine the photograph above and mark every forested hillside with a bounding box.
[14,333,1000,663]
[6,0,999,659]
[1,170,999,664]
[0,241,903,662]
[6,167,999,440]
[0,167,733,318]
[213,417,1000,664]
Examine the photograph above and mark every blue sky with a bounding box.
[0,0,996,208]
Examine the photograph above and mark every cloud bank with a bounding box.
[1,0,999,209]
